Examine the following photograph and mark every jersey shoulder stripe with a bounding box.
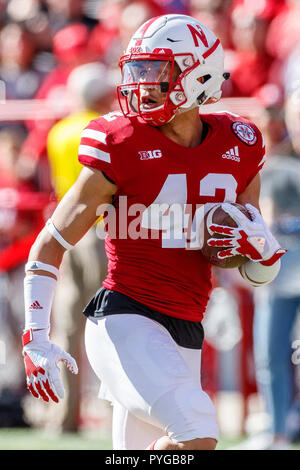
[81,128,107,145]
[78,144,111,163]
[80,120,109,151]
[78,115,120,184]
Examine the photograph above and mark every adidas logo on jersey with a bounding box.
[29,301,43,310]
[139,150,162,160]
[222,146,240,162]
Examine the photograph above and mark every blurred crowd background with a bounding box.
[1,0,300,450]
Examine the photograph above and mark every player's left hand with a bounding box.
[207,202,287,265]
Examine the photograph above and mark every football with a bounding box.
[201,203,252,269]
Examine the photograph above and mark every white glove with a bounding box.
[208,203,287,265]
[22,328,78,403]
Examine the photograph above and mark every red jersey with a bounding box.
[78,111,265,322]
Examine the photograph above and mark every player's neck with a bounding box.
[159,108,204,148]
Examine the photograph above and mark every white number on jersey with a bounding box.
[141,173,238,249]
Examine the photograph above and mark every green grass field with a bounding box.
[1,428,296,450]
[0,428,112,450]
[1,428,300,450]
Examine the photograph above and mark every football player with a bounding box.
[22,14,286,450]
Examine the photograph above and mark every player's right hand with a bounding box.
[22,329,78,403]
[208,203,287,265]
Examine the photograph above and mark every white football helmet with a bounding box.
[118,14,229,126]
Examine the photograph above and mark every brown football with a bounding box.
[201,203,252,269]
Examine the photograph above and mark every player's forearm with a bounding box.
[24,167,115,333]
[24,207,83,332]
[27,228,66,278]
[26,179,109,275]
[24,227,64,331]
[24,206,77,332]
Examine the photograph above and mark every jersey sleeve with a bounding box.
[78,118,118,185]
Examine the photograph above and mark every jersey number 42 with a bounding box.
[141,173,238,249]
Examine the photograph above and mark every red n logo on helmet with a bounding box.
[187,24,208,48]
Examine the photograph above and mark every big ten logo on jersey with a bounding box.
[139,149,162,160]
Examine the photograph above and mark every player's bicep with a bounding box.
[236,173,261,211]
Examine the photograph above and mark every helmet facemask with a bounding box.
[118,54,183,126]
